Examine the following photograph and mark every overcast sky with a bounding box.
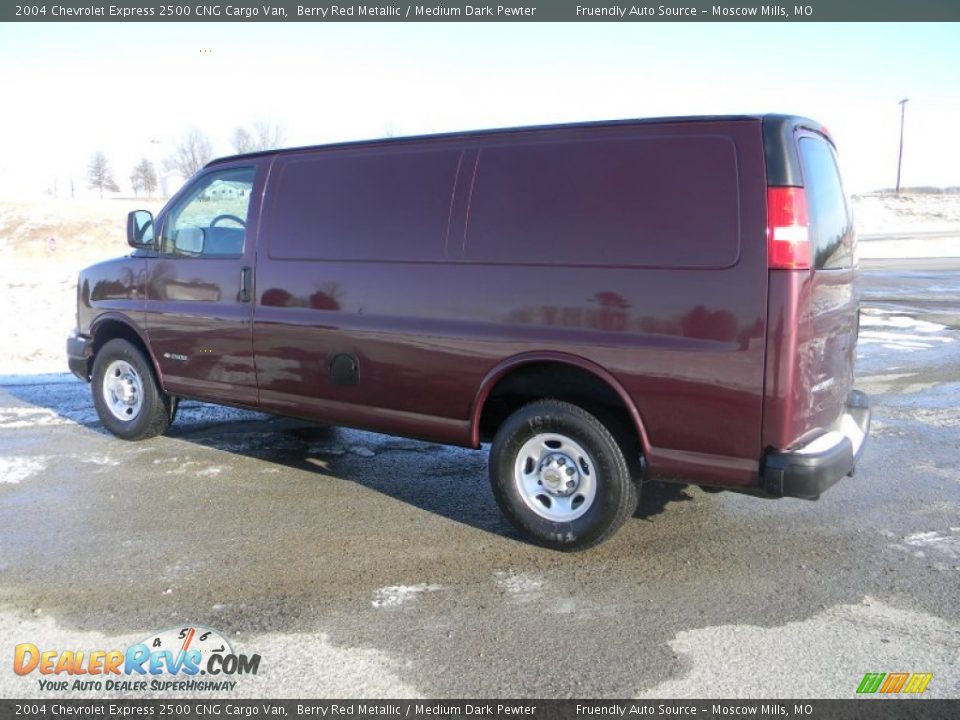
[0,21,958,197]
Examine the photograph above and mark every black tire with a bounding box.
[489,399,639,551]
[91,338,171,440]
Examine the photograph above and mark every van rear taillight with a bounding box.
[767,186,811,270]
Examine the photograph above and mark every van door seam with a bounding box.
[461,150,482,258]
[250,154,279,403]
[444,150,464,260]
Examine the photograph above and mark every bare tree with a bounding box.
[231,121,286,153]
[166,128,214,178]
[87,151,120,199]
[231,127,255,154]
[253,120,286,150]
[130,157,159,198]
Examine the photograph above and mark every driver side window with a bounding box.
[162,167,255,258]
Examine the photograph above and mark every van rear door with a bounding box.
[793,132,858,440]
[762,118,869,498]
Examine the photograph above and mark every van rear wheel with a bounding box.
[91,338,171,440]
[489,399,639,551]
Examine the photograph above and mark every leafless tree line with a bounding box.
[87,151,120,199]
[87,153,158,199]
[164,122,288,177]
[231,121,287,155]
[86,121,287,198]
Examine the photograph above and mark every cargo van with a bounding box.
[68,115,870,550]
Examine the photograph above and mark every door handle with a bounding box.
[238,266,252,303]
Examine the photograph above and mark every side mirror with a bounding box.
[173,226,205,256]
[127,210,155,249]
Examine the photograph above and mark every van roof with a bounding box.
[205,114,827,169]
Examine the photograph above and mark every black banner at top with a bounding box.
[2,0,960,22]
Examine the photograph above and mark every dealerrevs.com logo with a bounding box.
[13,626,260,693]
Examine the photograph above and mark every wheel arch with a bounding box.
[89,314,164,389]
[469,351,650,453]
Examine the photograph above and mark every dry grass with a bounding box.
[0,198,165,265]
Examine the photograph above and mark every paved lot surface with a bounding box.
[1,264,958,699]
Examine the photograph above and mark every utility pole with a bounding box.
[896,98,909,194]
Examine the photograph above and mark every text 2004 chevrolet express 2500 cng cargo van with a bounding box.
[68,115,870,550]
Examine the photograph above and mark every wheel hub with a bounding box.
[538,452,580,496]
[112,377,138,405]
[102,359,145,421]
[513,432,598,523]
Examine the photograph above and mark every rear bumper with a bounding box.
[67,331,93,381]
[762,390,871,499]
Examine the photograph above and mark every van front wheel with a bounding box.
[489,399,638,551]
[91,338,171,440]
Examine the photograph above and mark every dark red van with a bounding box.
[68,115,870,550]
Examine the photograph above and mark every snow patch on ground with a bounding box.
[857,372,942,395]
[634,597,959,698]
[909,408,960,428]
[371,584,443,609]
[494,571,544,601]
[0,406,76,429]
[860,313,949,333]
[901,529,960,560]
[164,461,213,476]
[859,332,952,352]
[196,466,227,477]
[0,456,46,484]
[858,310,954,352]
[81,454,120,467]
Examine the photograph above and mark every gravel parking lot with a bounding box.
[1,260,958,699]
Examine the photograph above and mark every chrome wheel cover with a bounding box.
[101,359,144,422]
[513,433,598,522]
